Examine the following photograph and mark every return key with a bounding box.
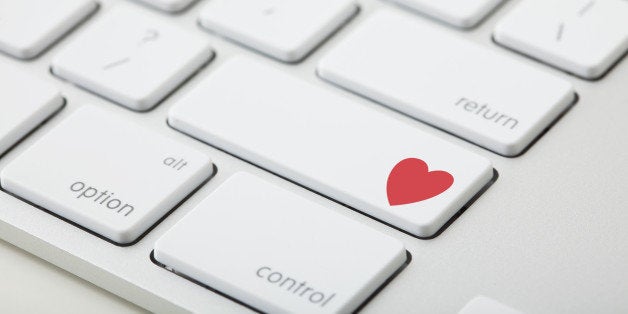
[318,10,575,156]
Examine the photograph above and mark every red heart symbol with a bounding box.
[387,158,454,206]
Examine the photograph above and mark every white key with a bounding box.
[389,0,503,28]
[0,0,96,59]
[459,296,523,314]
[198,0,357,62]
[494,0,628,79]
[51,4,213,111]
[169,57,493,238]
[0,107,213,244]
[155,172,406,314]
[0,62,64,155]
[318,10,575,156]
[133,0,197,12]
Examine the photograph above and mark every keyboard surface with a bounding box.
[0,0,627,313]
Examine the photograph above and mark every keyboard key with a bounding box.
[198,0,357,62]
[0,63,64,155]
[318,10,575,156]
[0,0,96,59]
[494,0,628,79]
[155,172,406,313]
[389,0,503,28]
[134,0,197,12]
[459,296,522,314]
[51,4,213,111]
[0,107,213,244]
[169,57,493,238]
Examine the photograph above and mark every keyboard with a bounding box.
[0,0,627,313]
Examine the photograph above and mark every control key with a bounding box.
[155,172,407,313]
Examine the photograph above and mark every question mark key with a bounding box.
[50,4,213,111]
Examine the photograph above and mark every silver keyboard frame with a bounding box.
[1,0,627,313]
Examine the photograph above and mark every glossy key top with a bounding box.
[0,62,64,155]
[318,10,575,156]
[494,0,628,79]
[198,0,357,62]
[134,0,197,12]
[1,107,213,244]
[0,0,96,59]
[389,0,503,28]
[51,4,213,111]
[169,56,493,238]
[155,172,407,313]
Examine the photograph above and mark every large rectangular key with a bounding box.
[169,57,493,238]
[1,107,213,244]
[155,172,407,313]
[318,10,576,156]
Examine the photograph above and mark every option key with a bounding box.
[0,107,213,244]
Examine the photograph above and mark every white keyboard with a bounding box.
[0,0,627,313]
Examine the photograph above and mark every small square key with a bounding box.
[494,0,628,79]
[0,62,64,155]
[198,0,357,62]
[0,0,97,59]
[51,4,213,111]
[133,0,197,12]
[389,0,503,28]
[1,107,213,244]
[459,296,523,314]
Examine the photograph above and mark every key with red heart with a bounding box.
[169,57,495,238]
